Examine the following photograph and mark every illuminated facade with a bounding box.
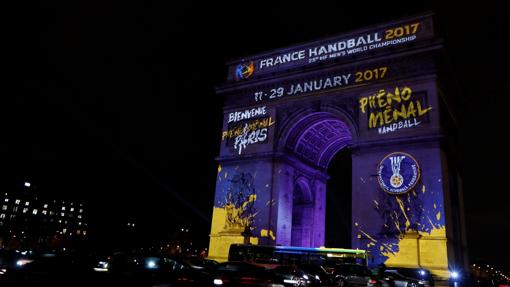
[0,192,88,250]
[209,13,467,279]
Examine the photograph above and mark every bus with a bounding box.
[228,244,371,267]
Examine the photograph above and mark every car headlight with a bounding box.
[450,271,460,280]
[147,260,158,269]
[16,259,33,267]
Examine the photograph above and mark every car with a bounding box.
[299,263,335,286]
[331,263,373,287]
[180,256,219,271]
[366,265,395,287]
[383,267,434,287]
[272,264,323,286]
[367,276,395,287]
[0,252,99,287]
[211,261,281,286]
[104,252,213,286]
[211,261,314,287]
[0,249,33,283]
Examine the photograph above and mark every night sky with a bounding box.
[3,1,509,270]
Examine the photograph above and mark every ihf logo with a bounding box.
[235,61,255,80]
[377,152,420,194]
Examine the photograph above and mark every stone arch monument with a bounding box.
[208,13,467,279]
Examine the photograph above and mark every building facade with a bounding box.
[0,192,87,250]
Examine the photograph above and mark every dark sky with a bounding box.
[3,1,509,270]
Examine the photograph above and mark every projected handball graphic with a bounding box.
[377,152,420,194]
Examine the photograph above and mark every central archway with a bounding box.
[280,111,354,248]
[291,178,313,246]
[326,149,352,248]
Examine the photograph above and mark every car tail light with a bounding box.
[240,277,258,284]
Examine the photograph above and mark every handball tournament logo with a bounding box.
[235,61,255,79]
[377,152,420,194]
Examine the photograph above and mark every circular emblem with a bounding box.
[235,61,255,79]
[377,152,420,194]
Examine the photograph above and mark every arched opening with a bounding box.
[282,111,354,248]
[291,178,313,246]
[325,148,352,248]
